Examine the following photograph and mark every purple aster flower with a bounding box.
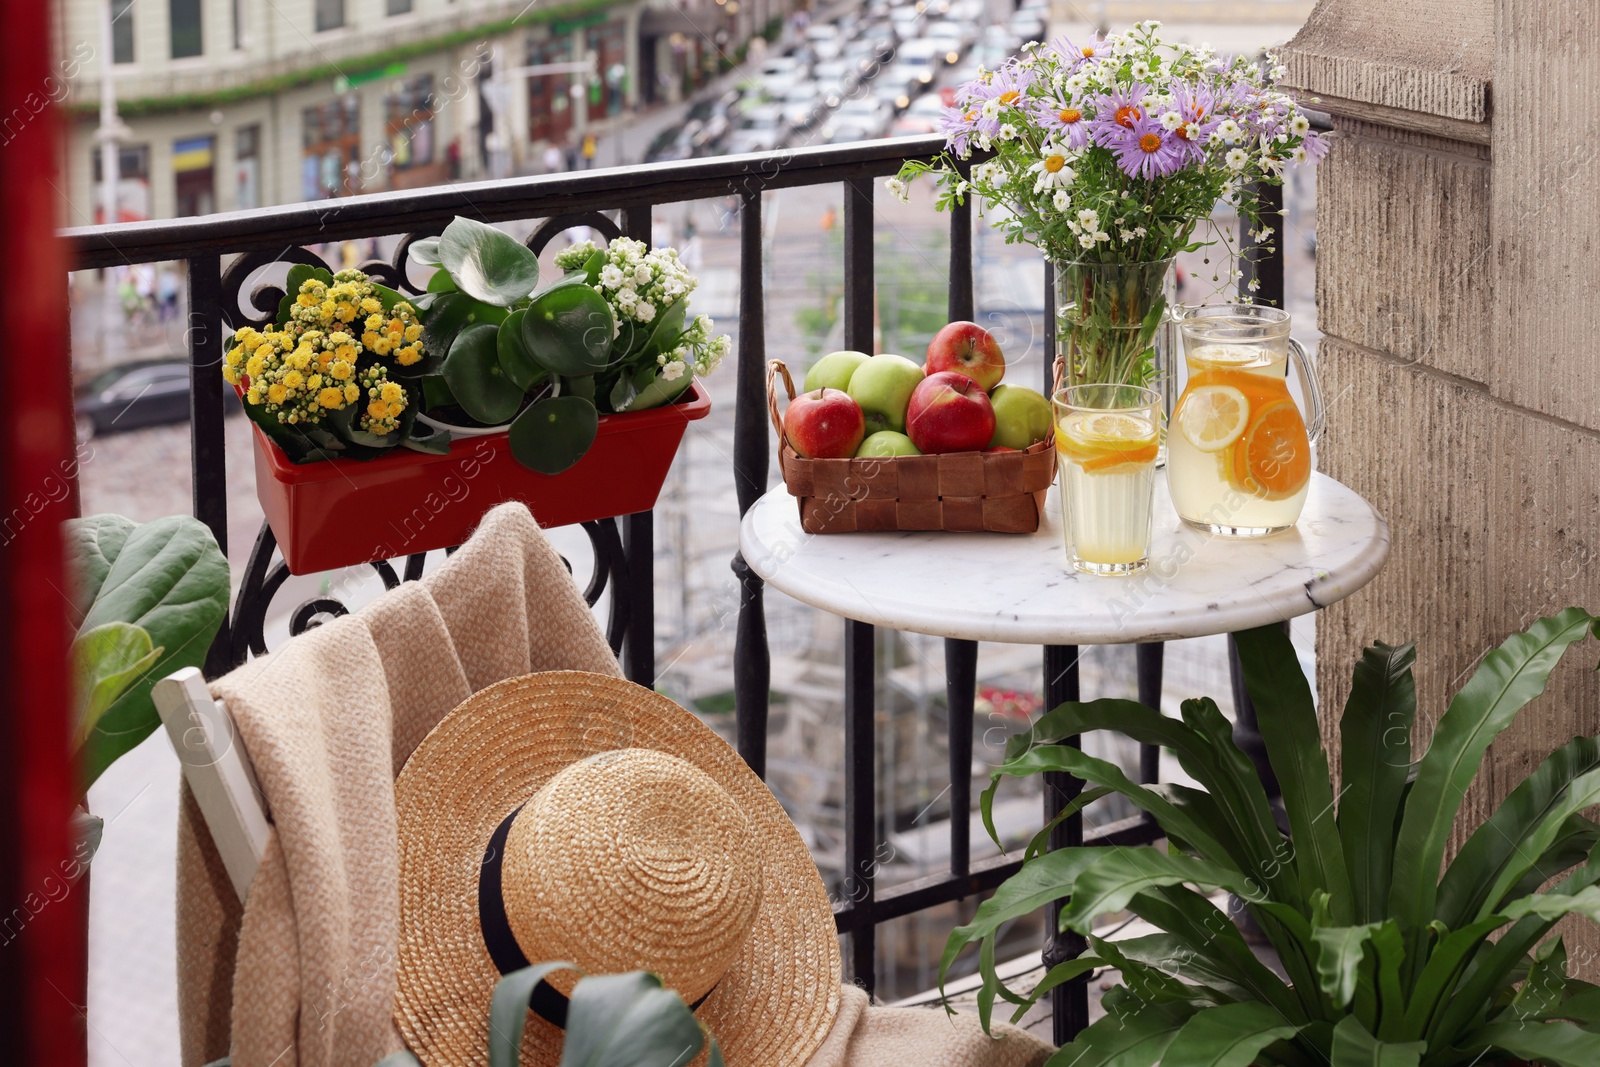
[957,62,1035,108]
[1050,33,1108,70]
[939,104,978,156]
[1087,83,1151,145]
[1030,95,1091,149]
[1301,130,1330,160]
[1166,83,1222,163]
[1105,115,1186,180]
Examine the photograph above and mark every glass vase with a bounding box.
[1053,258,1178,460]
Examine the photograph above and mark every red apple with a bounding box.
[925,320,1006,392]
[906,371,997,454]
[784,388,865,459]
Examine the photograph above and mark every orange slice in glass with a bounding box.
[1177,384,1249,453]
[1057,412,1159,473]
[1231,399,1311,499]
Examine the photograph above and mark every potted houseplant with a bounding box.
[408,217,728,475]
[228,219,721,575]
[944,609,1600,1066]
[893,21,1326,393]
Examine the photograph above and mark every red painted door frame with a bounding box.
[0,0,88,1062]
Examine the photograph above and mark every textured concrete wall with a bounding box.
[1286,0,1600,960]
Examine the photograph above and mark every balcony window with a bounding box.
[302,97,360,199]
[387,0,414,14]
[89,143,150,223]
[527,35,575,146]
[385,76,437,173]
[170,0,202,58]
[235,124,260,209]
[315,0,345,32]
[111,0,135,64]
[173,135,215,215]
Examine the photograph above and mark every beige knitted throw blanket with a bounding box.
[174,503,1052,1067]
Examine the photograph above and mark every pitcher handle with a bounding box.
[1287,337,1325,446]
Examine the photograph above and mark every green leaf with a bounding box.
[1058,848,1253,933]
[426,267,459,294]
[1109,933,1255,1003]
[1159,1001,1301,1067]
[1389,609,1597,930]
[1328,1016,1424,1067]
[1002,954,1104,1025]
[1368,921,1409,1041]
[635,297,689,359]
[1467,1019,1600,1067]
[508,395,598,475]
[403,421,452,455]
[1498,814,1600,905]
[1312,922,1382,1009]
[443,323,523,426]
[69,622,162,751]
[561,971,708,1067]
[406,237,442,267]
[1336,641,1418,923]
[1046,1001,1193,1067]
[522,283,616,377]
[489,961,574,1067]
[71,515,230,789]
[1437,737,1600,928]
[1507,936,1568,1021]
[438,216,541,307]
[1090,936,1218,1009]
[1233,624,1352,922]
[420,292,510,372]
[628,365,695,412]
[497,309,547,392]
[64,514,136,624]
[1397,915,1507,1038]
[1125,886,1302,1020]
[938,847,1111,993]
[983,744,1234,865]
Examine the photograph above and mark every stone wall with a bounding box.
[1284,0,1600,958]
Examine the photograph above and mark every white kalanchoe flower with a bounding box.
[635,300,656,323]
[599,264,624,289]
[662,360,686,381]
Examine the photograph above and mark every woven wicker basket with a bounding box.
[767,359,1056,534]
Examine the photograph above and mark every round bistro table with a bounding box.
[738,469,1389,1042]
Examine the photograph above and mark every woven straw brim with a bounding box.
[393,671,842,1067]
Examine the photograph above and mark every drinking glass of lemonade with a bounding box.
[1167,305,1325,537]
[1053,384,1162,575]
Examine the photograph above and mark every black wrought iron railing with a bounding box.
[63,132,1304,1045]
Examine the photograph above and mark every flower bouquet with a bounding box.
[408,217,729,475]
[224,266,444,462]
[894,20,1327,389]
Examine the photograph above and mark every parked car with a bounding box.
[76,360,239,437]
[981,24,1023,57]
[822,97,894,143]
[888,6,925,40]
[726,105,790,154]
[1008,11,1047,45]
[871,67,925,112]
[891,92,949,137]
[779,82,829,129]
[804,24,845,62]
[923,22,969,65]
[894,39,945,88]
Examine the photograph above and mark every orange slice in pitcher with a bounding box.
[1231,400,1311,499]
[1057,412,1159,473]
[1177,384,1249,452]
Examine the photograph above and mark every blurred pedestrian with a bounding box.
[157,266,179,322]
[581,133,597,169]
[543,142,565,174]
[447,138,462,180]
[681,219,703,272]
[652,214,673,251]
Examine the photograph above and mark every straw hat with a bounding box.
[393,671,842,1067]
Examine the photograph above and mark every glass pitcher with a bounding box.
[1166,305,1325,537]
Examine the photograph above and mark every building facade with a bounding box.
[53,0,778,223]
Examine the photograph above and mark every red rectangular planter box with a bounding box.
[250,381,711,574]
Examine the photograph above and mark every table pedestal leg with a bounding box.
[1042,644,1086,1045]
[844,619,877,993]
[945,638,977,879]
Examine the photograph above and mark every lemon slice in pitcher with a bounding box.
[1177,384,1249,452]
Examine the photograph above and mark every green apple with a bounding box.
[988,384,1053,450]
[855,430,921,458]
[804,349,870,393]
[846,353,924,434]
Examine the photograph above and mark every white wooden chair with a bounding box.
[153,666,271,901]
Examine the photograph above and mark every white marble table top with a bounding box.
[739,471,1390,645]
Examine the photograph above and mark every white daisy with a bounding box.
[1159,111,1183,131]
[1028,147,1075,193]
[1225,147,1250,171]
[884,176,908,201]
[1215,119,1242,143]
[1290,113,1310,135]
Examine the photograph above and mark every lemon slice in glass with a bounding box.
[1177,384,1249,453]
[1057,412,1159,470]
